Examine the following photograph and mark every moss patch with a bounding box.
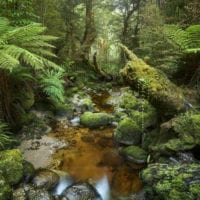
[0,149,23,185]
[80,112,112,128]
[141,163,200,200]
[120,45,185,115]
[114,117,141,145]
[0,175,12,200]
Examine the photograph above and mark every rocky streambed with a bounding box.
[1,85,200,200]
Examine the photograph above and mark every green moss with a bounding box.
[152,112,200,154]
[114,117,141,145]
[141,163,200,200]
[80,112,112,128]
[115,90,157,129]
[0,175,12,200]
[0,149,23,185]
[122,146,148,164]
[120,45,185,115]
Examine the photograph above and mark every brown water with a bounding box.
[52,90,143,197]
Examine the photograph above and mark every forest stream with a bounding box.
[51,89,143,199]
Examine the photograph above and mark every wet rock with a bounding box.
[80,112,112,128]
[32,169,59,190]
[13,187,26,200]
[0,175,12,200]
[121,146,148,165]
[120,45,185,115]
[61,181,102,200]
[27,187,54,200]
[141,163,200,200]
[23,160,35,183]
[0,149,23,185]
[114,118,141,145]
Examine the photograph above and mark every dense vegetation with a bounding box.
[0,0,200,199]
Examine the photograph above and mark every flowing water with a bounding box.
[52,89,143,199]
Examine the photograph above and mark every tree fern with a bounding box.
[0,17,60,71]
[38,69,65,103]
[164,25,200,53]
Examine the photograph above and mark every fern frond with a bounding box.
[164,25,200,54]
[0,122,15,150]
[38,69,65,103]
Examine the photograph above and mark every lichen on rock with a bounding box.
[141,163,200,200]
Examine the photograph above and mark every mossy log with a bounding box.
[120,45,185,115]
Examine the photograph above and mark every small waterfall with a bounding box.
[54,177,73,195]
[70,116,80,126]
[95,176,110,200]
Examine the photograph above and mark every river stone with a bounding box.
[141,163,200,200]
[0,175,12,200]
[114,117,141,145]
[80,112,112,128]
[61,182,102,200]
[27,188,54,200]
[121,146,148,164]
[13,187,26,200]
[32,168,59,190]
[0,149,23,185]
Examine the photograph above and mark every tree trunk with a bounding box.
[80,0,96,64]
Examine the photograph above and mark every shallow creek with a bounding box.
[51,89,143,199]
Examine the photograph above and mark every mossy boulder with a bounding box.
[120,45,185,115]
[152,112,200,154]
[80,112,112,128]
[114,117,142,145]
[0,175,12,200]
[122,146,148,164]
[141,163,200,200]
[0,149,23,185]
[114,90,157,129]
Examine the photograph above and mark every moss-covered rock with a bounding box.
[0,175,12,200]
[122,146,148,164]
[152,112,200,154]
[141,163,200,200]
[0,149,23,185]
[80,112,112,128]
[114,117,141,145]
[120,45,185,115]
[114,90,157,129]
[23,160,35,182]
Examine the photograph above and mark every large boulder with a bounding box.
[152,112,200,154]
[141,163,200,200]
[0,149,23,185]
[114,117,142,145]
[0,175,12,200]
[80,112,112,128]
[120,45,185,115]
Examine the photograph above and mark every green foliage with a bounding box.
[0,0,36,26]
[165,25,200,53]
[38,69,65,103]
[0,17,60,72]
[0,122,14,150]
